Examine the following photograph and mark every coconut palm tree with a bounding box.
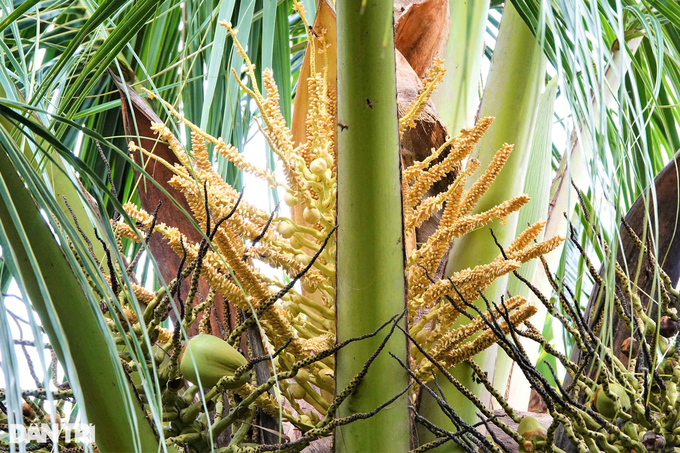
[2,0,680,452]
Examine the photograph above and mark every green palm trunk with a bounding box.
[335,1,410,451]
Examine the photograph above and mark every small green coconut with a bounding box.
[180,334,250,389]
[518,416,547,452]
[591,383,631,419]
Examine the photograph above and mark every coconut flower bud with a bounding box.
[318,368,334,388]
[591,383,631,419]
[621,337,639,357]
[310,158,328,176]
[284,192,299,207]
[295,367,311,384]
[414,329,427,345]
[180,334,250,389]
[303,207,321,224]
[277,221,296,239]
[659,316,679,338]
[288,383,306,399]
[295,254,311,265]
[301,279,317,294]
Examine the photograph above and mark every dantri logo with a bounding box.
[1,423,95,444]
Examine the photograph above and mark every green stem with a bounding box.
[334,1,410,451]
[432,0,490,134]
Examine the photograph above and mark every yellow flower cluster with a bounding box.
[399,94,562,381]
[113,1,562,423]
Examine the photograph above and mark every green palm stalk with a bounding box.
[432,0,490,134]
[335,1,410,451]
[504,77,559,409]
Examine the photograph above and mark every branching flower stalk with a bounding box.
[400,207,680,452]
[112,4,561,448]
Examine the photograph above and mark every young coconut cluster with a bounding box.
[101,2,565,450]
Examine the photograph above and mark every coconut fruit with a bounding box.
[277,221,295,239]
[318,368,334,388]
[288,383,306,399]
[310,158,328,176]
[590,383,631,419]
[518,416,546,452]
[284,191,299,207]
[180,334,249,389]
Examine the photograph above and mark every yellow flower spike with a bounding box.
[248,245,326,290]
[147,122,193,170]
[117,2,570,421]
[405,182,458,232]
[403,117,493,210]
[111,219,141,243]
[418,260,522,310]
[402,138,455,185]
[505,220,546,256]
[128,141,188,180]
[189,130,212,172]
[437,160,480,227]
[406,195,529,295]
[156,327,172,344]
[424,296,526,364]
[414,195,530,265]
[399,58,446,137]
[130,283,156,305]
[459,143,514,217]
[219,22,311,199]
[505,235,564,264]
[416,300,537,379]
[301,333,335,357]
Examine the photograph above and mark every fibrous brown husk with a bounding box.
[395,0,450,78]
